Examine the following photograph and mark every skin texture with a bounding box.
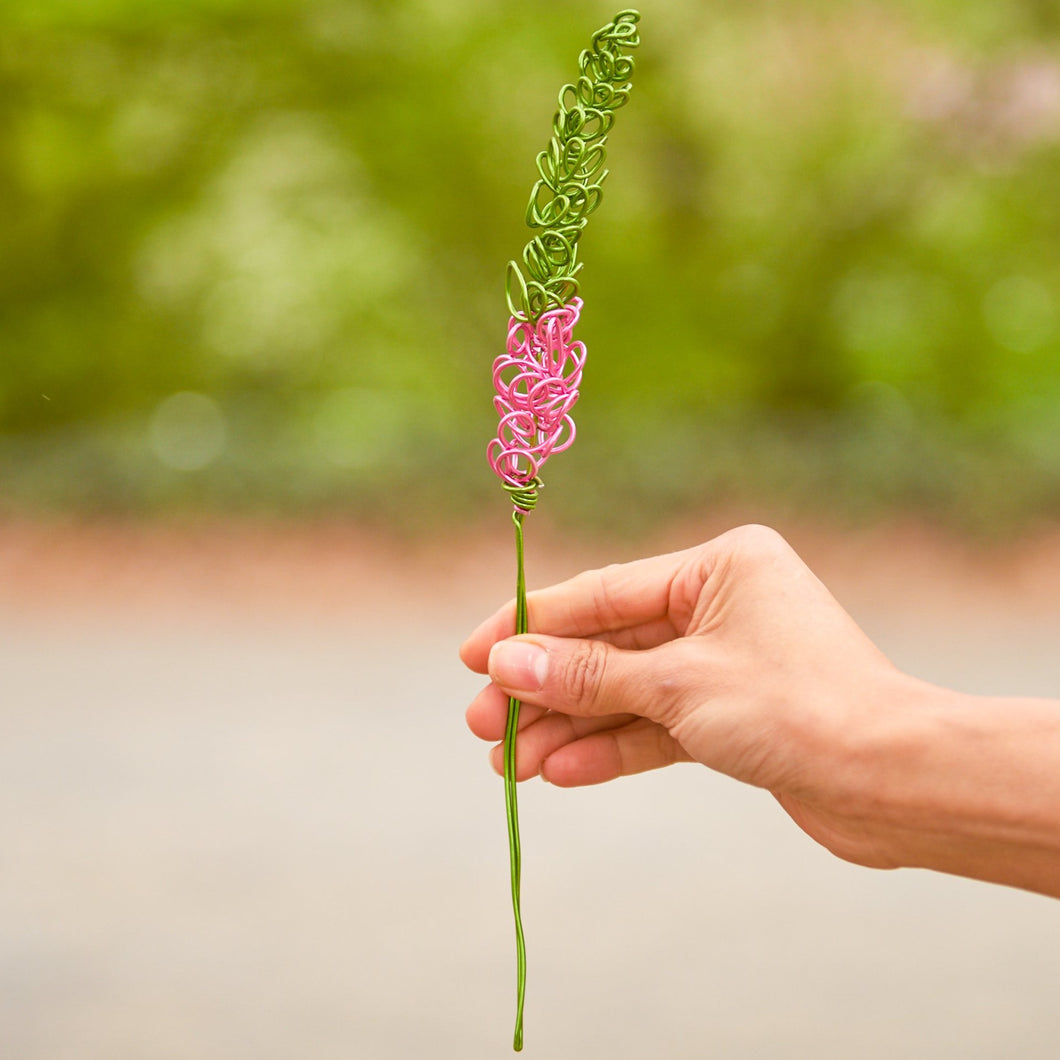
[461,525,1060,899]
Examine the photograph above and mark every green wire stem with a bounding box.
[505,504,530,1052]
[501,479,539,1051]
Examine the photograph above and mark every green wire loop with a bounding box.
[505,9,641,325]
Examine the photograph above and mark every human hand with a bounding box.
[463,524,1060,895]
[461,524,913,869]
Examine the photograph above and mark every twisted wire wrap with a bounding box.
[503,478,543,516]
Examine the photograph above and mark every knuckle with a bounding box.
[721,524,792,578]
[732,523,786,557]
[564,639,609,706]
[570,564,623,632]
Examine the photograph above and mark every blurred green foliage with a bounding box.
[2,0,1060,531]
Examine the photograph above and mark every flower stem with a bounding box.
[504,508,529,1051]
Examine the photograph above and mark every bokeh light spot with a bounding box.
[982,276,1056,353]
[150,391,227,471]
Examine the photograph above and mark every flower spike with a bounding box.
[485,11,640,1052]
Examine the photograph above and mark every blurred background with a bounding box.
[3,1,1060,1057]
[3,0,1060,530]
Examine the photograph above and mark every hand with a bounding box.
[461,524,911,870]
[462,524,1060,896]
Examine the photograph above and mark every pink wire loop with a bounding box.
[488,297,585,492]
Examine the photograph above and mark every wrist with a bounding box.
[859,676,1060,896]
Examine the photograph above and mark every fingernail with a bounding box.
[488,639,548,693]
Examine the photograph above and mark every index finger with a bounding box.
[459,546,696,673]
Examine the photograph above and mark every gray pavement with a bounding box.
[0,597,1058,1059]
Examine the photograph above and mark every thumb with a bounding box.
[487,634,686,725]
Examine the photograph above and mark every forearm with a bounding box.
[867,679,1060,898]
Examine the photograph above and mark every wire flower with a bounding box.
[490,8,640,515]
[485,11,639,1053]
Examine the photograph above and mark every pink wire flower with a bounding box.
[487,297,586,509]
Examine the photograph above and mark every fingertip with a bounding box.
[459,634,488,673]
[465,702,486,739]
[487,636,551,698]
[540,742,621,788]
[489,743,504,776]
[539,754,576,787]
[489,737,546,782]
[539,755,555,785]
[466,683,503,740]
[461,602,519,674]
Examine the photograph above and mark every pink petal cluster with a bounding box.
[487,298,586,501]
